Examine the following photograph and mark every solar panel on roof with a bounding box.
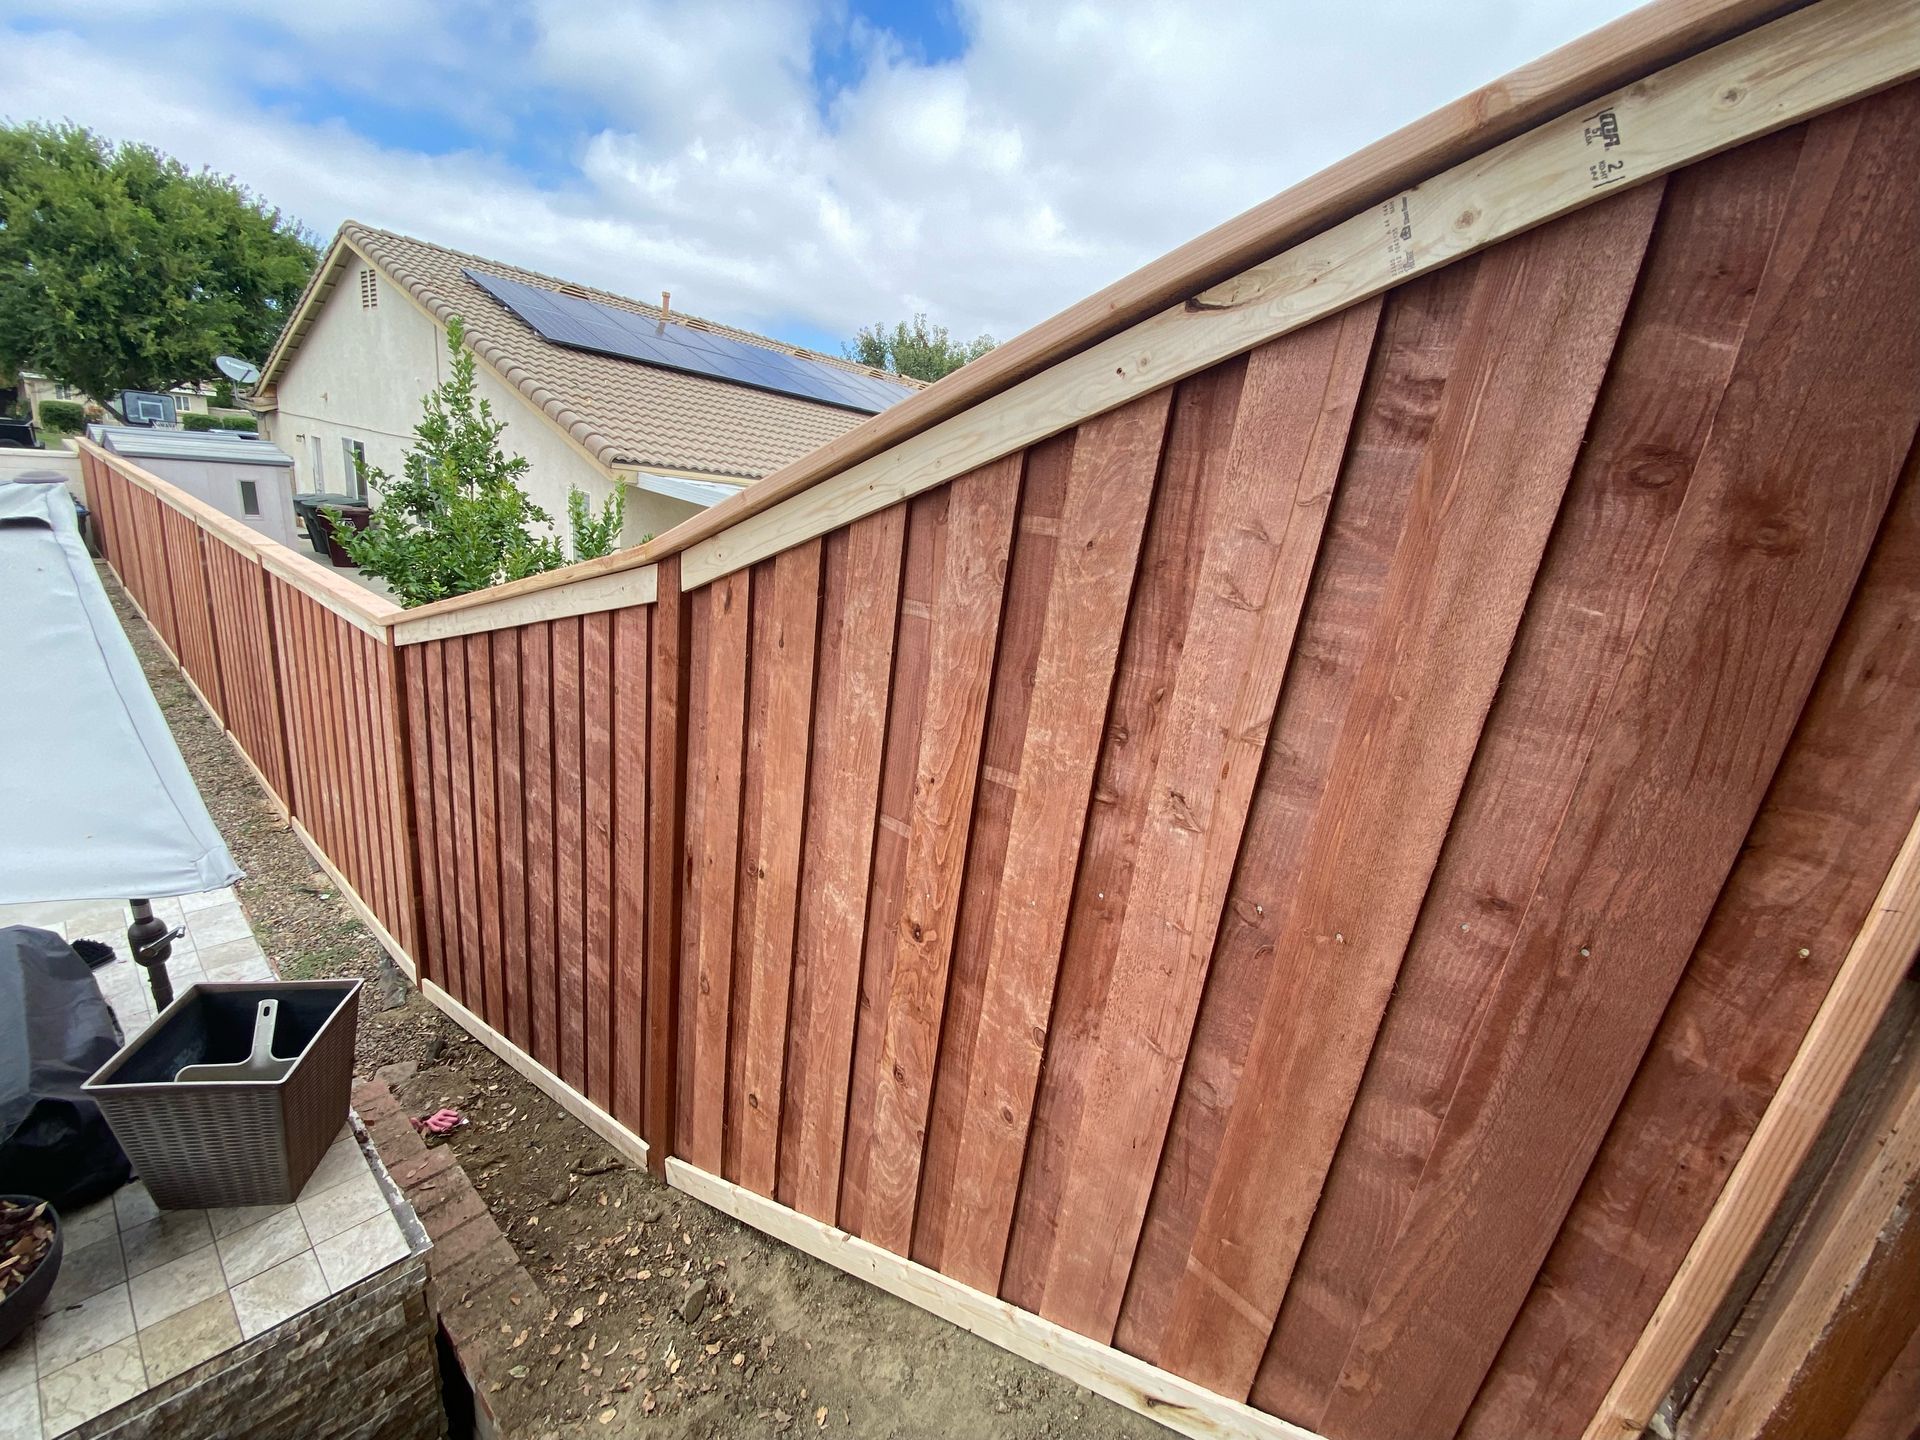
[462,268,916,415]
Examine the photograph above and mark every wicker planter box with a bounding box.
[84,980,362,1209]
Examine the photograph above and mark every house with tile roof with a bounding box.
[250,223,920,545]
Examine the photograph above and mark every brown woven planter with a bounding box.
[84,980,362,1209]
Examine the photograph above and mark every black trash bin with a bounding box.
[292,492,364,559]
[84,979,361,1209]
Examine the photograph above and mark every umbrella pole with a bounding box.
[127,899,180,1012]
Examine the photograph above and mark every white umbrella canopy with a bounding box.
[0,481,240,903]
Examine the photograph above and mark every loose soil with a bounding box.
[107,569,1164,1440]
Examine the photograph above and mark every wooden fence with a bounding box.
[78,444,416,967]
[71,6,1920,1436]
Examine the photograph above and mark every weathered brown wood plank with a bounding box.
[493,631,529,1049]
[837,488,946,1236]
[861,456,1022,1256]
[583,611,616,1110]
[467,633,503,1028]
[1467,123,1920,1440]
[1153,184,1663,1395]
[1121,257,1480,1367]
[1039,298,1382,1342]
[522,624,559,1070]
[553,615,588,1091]
[612,605,650,1133]
[920,393,1172,1289]
[725,573,772,1183]
[688,571,751,1173]
[1001,360,1248,1313]
[647,558,690,1173]
[677,597,710,1154]
[403,647,443,986]
[1253,129,1800,1418]
[776,509,906,1220]
[425,641,461,998]
[736,541,823,1196]
[1320,88,1920,1440]
[911,433,1075,1274]
[445,630,483,1011]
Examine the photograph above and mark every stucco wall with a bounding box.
[263,258,694,547]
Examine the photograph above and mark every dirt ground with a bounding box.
[108,569,1164,1440]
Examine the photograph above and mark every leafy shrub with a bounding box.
[211,378,235,408]
[218,414,256,431]
[180,412,218,431]
[36,399,84,433]
[333,317,626,607]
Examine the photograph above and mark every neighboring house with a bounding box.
[94,426,300,550]
[17,373,237,424]
[250,223,921,547]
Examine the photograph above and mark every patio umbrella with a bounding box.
[0,481,239,904]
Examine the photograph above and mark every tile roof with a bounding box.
[265,223,919,481]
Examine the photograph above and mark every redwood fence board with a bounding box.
[1002,358,1249,1316]
[1124,255,1481,1373]
[494,631,530,1052]
[1251,123,1801,1420]
[553,615,588,1091]
[77,59,1920,1440]
[522,623,560,1070]
[776,509,906,1222]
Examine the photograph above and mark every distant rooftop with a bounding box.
[258,224,925,482]
[94,426,291,467]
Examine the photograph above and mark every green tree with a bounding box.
[845,313,995,383]
[333,318,625,607]
[0,123,316,413]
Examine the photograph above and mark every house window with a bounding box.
[342,438,368,499]
[360,268,379,309]
[238,478,261,517]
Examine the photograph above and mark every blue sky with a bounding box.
[1,0,1641,360]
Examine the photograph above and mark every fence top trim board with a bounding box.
[679,0,1916,588]
[78,438,403,635]
[388,562,658,645]
[370,0,1824,619]
[81,438,663,641]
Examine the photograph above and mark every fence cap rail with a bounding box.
[79,437,403,633]
[364,0,1797,613]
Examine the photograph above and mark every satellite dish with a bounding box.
[214,355,261,386]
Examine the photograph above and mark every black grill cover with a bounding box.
[1,926,132,1208]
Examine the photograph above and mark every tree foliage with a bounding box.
[333,318,625,607]
[0,123,316,409]
[845,313,995,383]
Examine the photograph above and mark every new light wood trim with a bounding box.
[422,979,649,1171]
[78,438,403,636]
[291,816,416,983]
[391,564,657,646]
[682,0,1919,588]
[1583,804,1920,1438]
[1679,1035,1920,1437]
[257,545,398,638]
[664,1158,1325,1440]
[395,0,1800,617]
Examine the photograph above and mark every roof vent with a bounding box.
[661,291,672,316]
[359,267,378,309]
[558,283,591,299]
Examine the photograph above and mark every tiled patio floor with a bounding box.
[0,894,409,1440]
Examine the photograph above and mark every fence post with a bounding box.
[643,555,690,1175]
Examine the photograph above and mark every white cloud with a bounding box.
[0,0,1640,350]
